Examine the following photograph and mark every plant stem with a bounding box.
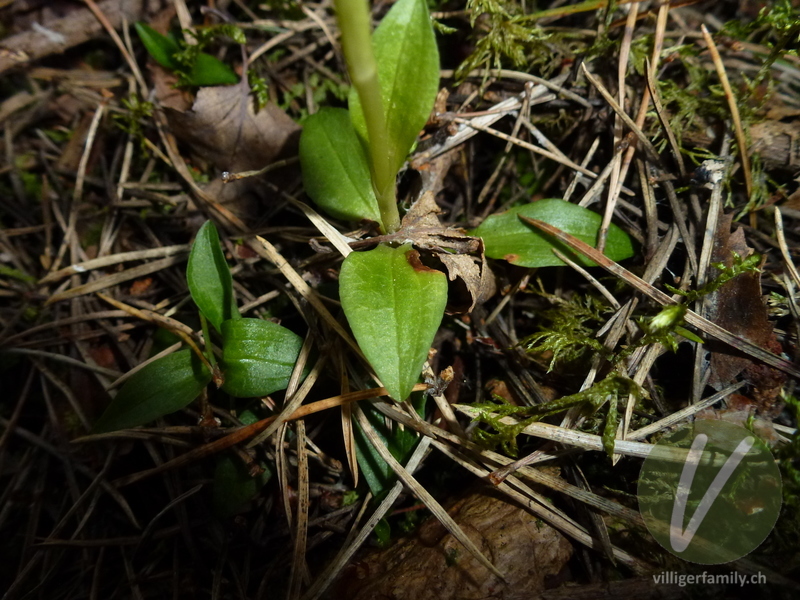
[333,0,400,233]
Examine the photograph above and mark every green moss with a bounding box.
[520,291,610,372]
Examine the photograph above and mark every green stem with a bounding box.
[333,0,400,233]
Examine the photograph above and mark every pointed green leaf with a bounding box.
[353,394,425,496]
[339,244,447,401]
[349,0,439,175]
[299,107,381,223]
[213,454,272,517]
[472,199,635,268]
[135,22,180,70]
[187,220,240,332]
[220,318,303,398]
[93,349,211,433]
[188,53,239,86]
[135,22,238,86]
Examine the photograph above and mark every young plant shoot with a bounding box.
[300,0,444,401]
[93,221,302,433]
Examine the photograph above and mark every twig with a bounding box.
[519,216,800,378]
[701,25,753,201]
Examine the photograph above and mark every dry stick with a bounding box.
[250,235,362,357]
[564,137,600,202]
[454,117,598,179]
[432,440,648,573]
[50,103,104,275]
[644,58,686,179]
[370,400,650,572]
[41,245,191,284]
[45,254,187,304]
[103,384,429,487]
[95,292,212,373]
[247,336,322,448]
[352,404,504,580]
[81,0,147,92]
[692,139,730,401]
[288,419,310,600]
[597,1,640,253]
[774,207,800,290]
[701,25,753,202]
[519,216,800,378]
[476,84,532,205]
[441,68,592,108]
[612,0,670,203]
[637,159,660,258]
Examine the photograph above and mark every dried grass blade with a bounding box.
[353,403,505,581]
[301,436,433,600]
[46,255,186,305]
[519,216,800,378]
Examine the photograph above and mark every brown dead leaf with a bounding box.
[162,80,300,216]
[399,191,495,312]
[164,81,299,174]
[706,215,786,413]
[330,489,572,600]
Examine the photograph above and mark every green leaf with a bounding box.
[135,22,180,70]
[93,349,211,433]
[339,244,447,401]
[213,411,272,517]
[299,108,381,223]
[472,199,635,268]
[187,52,239,86]
[135,22,238,87]
[220,318,303,398]
[187,220,240,332]
[349,0,440,175]
[353,401,420,497]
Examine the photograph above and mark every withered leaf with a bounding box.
[706,215,785,409]
[398,191,494,312]
[165,80,299,174]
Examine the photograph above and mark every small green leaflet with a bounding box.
[186,220,241,332]
[93,349,211,433]
[219,318,303,398]
[472,199,635,268]
[339,244,447,401]
[134,22,238,86]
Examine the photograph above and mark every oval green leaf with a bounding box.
[339,244,447,401]
[93,349,211,433]
[135,22,180,70]
[220,318,303,398]
[472,199,635,268]
[187,220,240,332]
[299,107,381,223]
[349,0,439,176]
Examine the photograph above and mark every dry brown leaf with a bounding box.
[162,80,300,216]
[706,215,786,414]
[399,191,495,312]
[330,489,572,600]
[165,81,299,174]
